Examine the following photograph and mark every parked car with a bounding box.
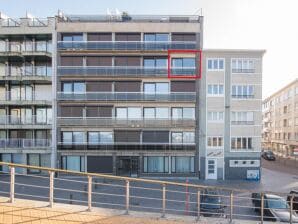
[262,150,276,161]
[200,189,226,217]
[287,190,298,212]
[252,193,298,222]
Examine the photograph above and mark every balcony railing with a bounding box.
[231,121,254,125]
[0,91,51,102]
[57,117,195,127]
[232,68,255,73]
[57,41,197,51]
[0,41,52,54]
[231,94,255,99]
[0,115,52,125]
[1,66,52,77]
[57,92,196,102]
[58,66,197,77]
[58,142,195,151]
[0,18,20,27]
[0,138,51,149]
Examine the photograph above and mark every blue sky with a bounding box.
[1,0,297,98]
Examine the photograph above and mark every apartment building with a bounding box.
[0,12,265,180]
[262,79,298,156]
[0,14,54,173]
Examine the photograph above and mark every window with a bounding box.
[172,107,195,119]
[144,58,167,68]
[232,85,254,98]
[207,137,223,147]
[171,157,194,173]
[62,132,85,144]
[143,107,169,119]
[171,132,195,143]
[143,156,168,173]
[207,111,224,122]
[62,82,85,93]
[207,84,224,96]
[172,58,195,68]
[61,156,85,172]
[143,82,169,93]
[27,154,40,173]
[88,132,113,144]
[231,111,254,124]
[229,160,260,167]
[144,33,169,42]
[207,58,224,70]
[231,59,255,73]
[62,34,83,41]
[116,107,142,119]
[231,137,253,150]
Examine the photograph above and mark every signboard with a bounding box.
[206,149,223,157]
[247,170,260,181]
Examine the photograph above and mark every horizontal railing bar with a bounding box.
[14,193,49,200]
[14,183,50,189]
[129,195,162,201]
[129,185,162,192]
[92,191,125,198]
[91,201,125,207]
[54,187,87,194]
[54,177,88,184]
[92,181,125,188]
[54,197,88,204]
[0,180,10,184]
[129,204,162,211]
[13,172,50,179]
[1,162,296,196]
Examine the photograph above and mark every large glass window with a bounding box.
[207,58,224,70]
[171,156,194,173]
[88,132,113,144]
[62,156,85,172]
[144,58,167,68]
[143,83,169,93]
[73,82,85,93]
[27,154,40,173]
[232,85,254,98]
[62,83,72,92]
[144,33,169,42]
[207,84,224,95]
[143,156,168,173]
[172,58,195,68]
[231,137,253,150]
[36,108,46,124]
[172,132,195,143]
[116,107,142,119]
[62,34,83,41]
[62,132,72,143]
[100,132,113,143]
[73,132,84,144]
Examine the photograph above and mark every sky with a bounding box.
[1,0,297,98]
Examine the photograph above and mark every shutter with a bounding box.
[114,81,141,92]
[127,57,140,66]
[171,81,195,92]
[86,82,112,92]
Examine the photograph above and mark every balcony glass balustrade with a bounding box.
[0,115,52,125]
[0,138,51,148]
[57,91,196,102]
[57,66,196,77]
[57,41,197,51]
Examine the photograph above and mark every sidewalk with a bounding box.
[0,196,270,224]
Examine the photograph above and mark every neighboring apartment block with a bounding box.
[0,12,265,180]
[0,14,54,174]
[262,79,298,156]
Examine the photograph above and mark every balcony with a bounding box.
[232,68,255,74]
[57,41,197,51]
[57,92,196,102]
[0,41,52,57]
[0,91,52,105]
[0,138,51,150]
[0,115,52,128]
[58,66,197,77]
[58,142,195,151]
[231,121,254,125]
[57,117,195,128]
[0,66,51,81]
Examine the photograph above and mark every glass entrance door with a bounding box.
[206,158,217,180]
[117,156,139,177]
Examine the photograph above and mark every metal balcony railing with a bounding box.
[0,18,20,27]
[0,138,51,149]
[58,142,195,151]
[1,66,52,77]
[232,68,255,73]
[57,41,197,51]
[57,66,197,77]
[57,117,195,127]
[231,94,255,99]
[57,92,196,102]
[0,41,52,53]
[0,115,52,125]
[0,162,297,223]
[0,91,51,102]
[27,18,49,27]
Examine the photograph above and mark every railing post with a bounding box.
[290,195,293,224]
[260,193,264,224]
[161,184,166,218]
[88,176,92,211]
[197,189,200,220]
[9,166,15,203]
[229,191,233,223]
[125,180,130,214]
[49,171,54,207]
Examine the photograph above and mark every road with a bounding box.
[0,159,297,222]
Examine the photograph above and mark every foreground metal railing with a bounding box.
[0,162,297,223]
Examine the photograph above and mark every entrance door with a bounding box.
[206,158,217,180]
[117,157,139,177]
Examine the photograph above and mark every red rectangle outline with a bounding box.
[167,49,202,79]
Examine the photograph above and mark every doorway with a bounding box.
[206,158,217,180]
[117,156,139,177]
